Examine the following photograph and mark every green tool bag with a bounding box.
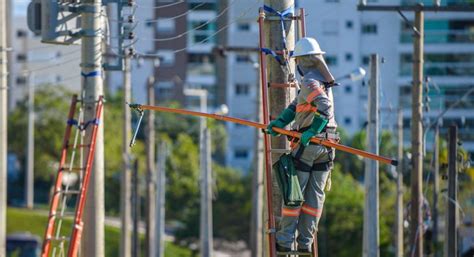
[273,154,304,207]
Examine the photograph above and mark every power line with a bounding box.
[140,0,238,42]
[28,55,80,72]
[144,2,207,22]
[137,0,256,55]
[136,0,185,9]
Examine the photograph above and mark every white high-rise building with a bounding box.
[224,0,474,171]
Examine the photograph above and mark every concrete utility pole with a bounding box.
[411,9,424,257]
[200,128,213,257]
[432,124,439,252]
[132,159,140,257]
[363,54,380,257]
[120,55,132,257]
[146,74,156,257]
[156,141,167,257]
[0,0,8,254]
[265,0,296,219]
[26,73,35,209]
[396,109,404,257]
[251,63,264,257]
[81,0,105,255]
[447,125,458,257]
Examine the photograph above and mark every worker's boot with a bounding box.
[276,243,292,255]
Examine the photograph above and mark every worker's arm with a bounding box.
[300,80,332,146]
[266,98,297,136]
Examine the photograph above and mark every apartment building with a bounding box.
[222,0,474,171]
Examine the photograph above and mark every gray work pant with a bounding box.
[276,144,332,249]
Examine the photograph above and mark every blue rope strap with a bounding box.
[263,5,294,49]
[81,71,101,78]
[67,118,100,131]
[260,48,285,65]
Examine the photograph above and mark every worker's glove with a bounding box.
[266,107,295,136]
[300,115,328,146]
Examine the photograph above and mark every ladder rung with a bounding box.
[47,236,70,242]
[269,82,297,88]
[270,149,291,154]
[277,251,311,256]
[60,167,84,171]
[55,190,81,195]
[51,211,76,219]
[66,144,90,148]
[266,15,301,21]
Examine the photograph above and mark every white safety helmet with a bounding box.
[292,37,325,57]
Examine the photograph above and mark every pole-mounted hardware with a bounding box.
[129,103,144,147]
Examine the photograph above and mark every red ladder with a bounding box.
[41,95,104,257]
[257,6,319,257]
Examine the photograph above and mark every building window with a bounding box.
[16,54,27,62]
[155,50,175,66]
[344,117,352,125]
[16,30,27,38]
[235,84,250,96]
[362,55,370,65]
[189,21,216,44]
[234,149,249,159]
[236,54,251,63]
[237,22,251,31]
[345,85,352,94]
[16,76,27,85]
[345,53,353,62]
[325,55,338,66]
[156,81,174,98]
[362,24,377,34]
[322,20,339,35]
[346,20,353,29]
[156,18,175,33]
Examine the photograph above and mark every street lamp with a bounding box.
[336,67,367,82]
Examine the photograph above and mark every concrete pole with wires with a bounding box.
[26,72,35,209]
[80,0,105,255]
[0,0,8,254]
[446,125,458,257]
[251,62,264,257]
[363,54,380,257]
[201,127,213,257]
[396,109,404,257]
[432,124,440,254]
[265,0,296,222]
[146,74,157,257]
[410,8,424,257]
[156,141,167,257]
[120,55,132,257]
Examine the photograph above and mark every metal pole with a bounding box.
[251,64,264,257]
[410,8,424,257]
[132,159,139,257]
[433,124,440,256]
[81,0,105,256]
[26,72,35,209]
[0,0,8,253]
[363,54,380,257]
[156,142,167,257]
[146,74,156,257]
[121,56,132,257]
[447,125,458,257]
[396,109,404,257]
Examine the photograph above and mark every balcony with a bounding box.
[400,62,474,76]
[401,29,474,44]
[401,0,474,6]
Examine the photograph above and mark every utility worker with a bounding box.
[266,37,338,254]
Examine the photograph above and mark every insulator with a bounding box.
[128,32,135,40]
[128,15,135,23]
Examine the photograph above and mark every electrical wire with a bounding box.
[144,2,207,23]
[137,0,254,56]
[141,0,238,42]
[29,55,80,73]
[136,0,185,9]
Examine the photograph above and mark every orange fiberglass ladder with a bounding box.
[41,95,104,257]
[257,6,319,257]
